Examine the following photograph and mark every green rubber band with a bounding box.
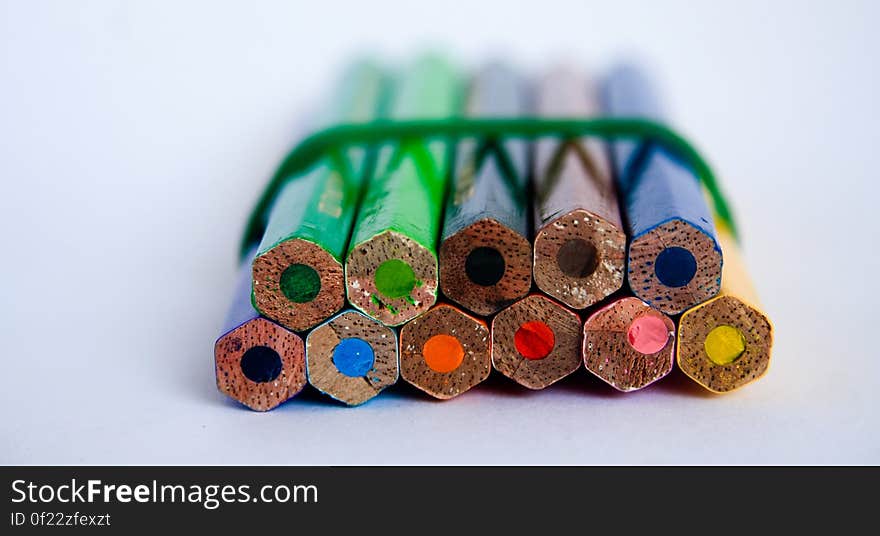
[240,118,737,259]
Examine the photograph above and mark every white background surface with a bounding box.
[1,0,878,464]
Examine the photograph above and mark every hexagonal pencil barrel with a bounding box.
[491,294,582,390]
[583,296,675,392]
[305,309,399,406]
[601,64,722,314]
[252,61,388,331]
[439,62,532,316]
[346,55,462,326]
[215,251,306,411]
[399,303,491,399]
[677,225,773,393]
[532,66,626,309]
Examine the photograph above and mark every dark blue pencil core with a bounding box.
[654,246,697,288]
[332,337,375,377]
[240,345,283,383]
[465,246,506,286]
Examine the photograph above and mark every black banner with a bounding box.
[1,467,873,532]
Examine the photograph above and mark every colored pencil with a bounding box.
[399,303,491,399]
[532,66,626,309]
[582,296,675,391]
[602,64,722,314]
[251,61,387,331]
[305,309,399,406]
[438,62,532,315]
[345,55,462,326]
[676,224,773,393]
[215,251,306,411]
[491,294,582,389]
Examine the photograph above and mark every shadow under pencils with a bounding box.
[381,380,447,402]
[650,367,718,399]
[475,367,717,400]
[475,370,622,399]
[213,359,716,412]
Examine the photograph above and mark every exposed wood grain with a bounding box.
[491,294,582,389]
[602,64,722,314]
[583,296,675,392]
[677,227,772,393]
[440,63,532,315]
[253,62,386,330]
[532,66,626,309]
[346,55,461,325]
[399,303,491,399]
[305,309,398,405]
[215,254,306,411]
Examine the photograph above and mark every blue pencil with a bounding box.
[305,309,399,406]
[602,64,723,314]
[214,249,307,411]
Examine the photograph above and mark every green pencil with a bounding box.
[251,61,387,331]
[345,55,462,326]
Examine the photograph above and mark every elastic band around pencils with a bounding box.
[241,118,737,258]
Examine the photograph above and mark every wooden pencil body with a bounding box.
[252,62,387,331]
[399,303,491,399]
[305,309,398,406]
[346,55,462,325]
[677,226,772,393]
[532,66,626,309]
[215,251,306,411]
[439,63,532,315]
[491,294,582,389]
[602,64,722,314]
[583,296,675,392]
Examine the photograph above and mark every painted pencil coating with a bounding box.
[442,63,529,236]
[535,67,622,227]
[222,250,266,335]
[532,66,626,309]
[252,61,388,331]
[439,62,532,315]
[215,250,307,411]
[350,56,459,248]
[346,55,462,325]
[712,225,761,307]
[602,64,722,314]
[676,224,772,393]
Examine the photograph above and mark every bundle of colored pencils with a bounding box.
[215,55,773,410]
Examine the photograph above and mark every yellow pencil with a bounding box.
[676,223,773,393]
